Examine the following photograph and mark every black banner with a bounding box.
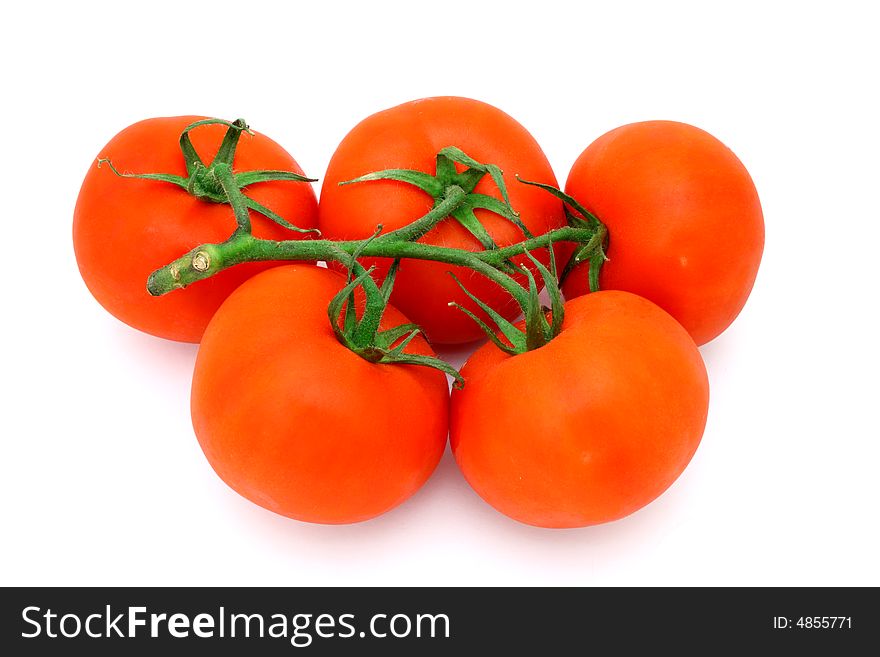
[1,587,874,654]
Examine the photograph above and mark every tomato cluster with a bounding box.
[74,98,763,528]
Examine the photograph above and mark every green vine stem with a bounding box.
[146,224,599,303]
[144,129,607,310]
[115,117,610,376]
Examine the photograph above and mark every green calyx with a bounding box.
[328,234,464,387]
[444,179,610,355]
[339,150,573,357]
[517,177,609,292]
[96,118,319,235]
[449,244,565,356]
[341,146,532,249]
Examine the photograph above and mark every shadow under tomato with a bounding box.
[697,331,734,371]
[218,441,699,577]
[108,319,199,373]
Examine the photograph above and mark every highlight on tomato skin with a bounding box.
[560,120,764,346]
[72,116,319,343]
[190,265,450,525]
[318,96,566,345]
[450,290,710,529]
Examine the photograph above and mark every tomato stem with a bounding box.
[374,186,468,244]
[134,118,610,376]
[146,224,597,303]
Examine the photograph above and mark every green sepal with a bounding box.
[385,328,421,356]
[449,273,526,353]
[517,176,609,292]
[448,244,567,355]
[340,145,526,251]
[558,227,608,292]
[95,158,188,189]
[523,247,564,338]
[208,118,251,167]
[516,176,601,229]
[339,169,442,196]
[437,147,511,204]
[448,302,520,356]
[468,193,533,238]
[98,117,319,235]
[374,323,421,349]
[521,264,551,351]
[328,254,464,386]
[236,170,318,186]
[379,259,402,304]
[346,231,387,347]
[379,351,465,389]
[243,197,321,235]
[179,118,251,176]
[451,206,497,249]
[587,247,605,293]
[327,266,377,349]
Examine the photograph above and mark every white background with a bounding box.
[2,1,878,586]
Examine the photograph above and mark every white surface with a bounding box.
[2,1,878,586]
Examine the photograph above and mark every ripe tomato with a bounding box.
[561,121,764,345]
[450,291,709,528]
[191,265,449,524]
[318,97,565,344]
[73,116,318,343]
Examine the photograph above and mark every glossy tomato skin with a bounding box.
[562,121,764,345]
[319,97,565,344]
[73,116,318,343]
[191,265,449,524]
[451,291,709,528]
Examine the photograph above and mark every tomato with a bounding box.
[318,97,565,344]
[191,265,449,524]
[73,116,318,343]
[450,291,709,528]
[561,121,764,345]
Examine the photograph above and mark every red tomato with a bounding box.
[562,121,764,345]
[73,116,318,342]
[318,97,565,344]
[191,265,449,524]
[451,291,709,528]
